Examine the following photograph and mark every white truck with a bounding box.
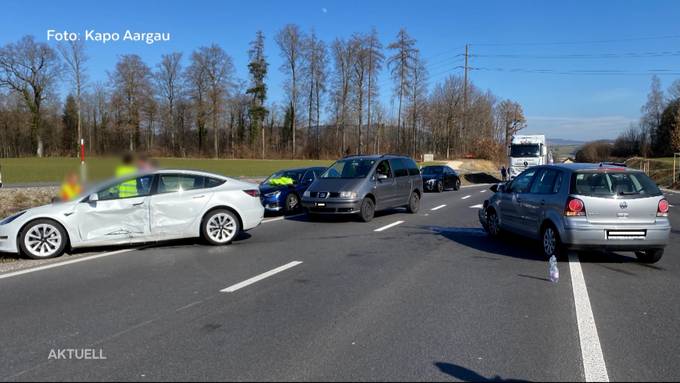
[507,135,552,178]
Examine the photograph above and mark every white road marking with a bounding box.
[470,204,484,209]
[374,221,405,232]
[262,214,304,223]
[461,195,472,200]
[0,249,137,280]
[220,261,303,293]
[431,204,447,211]
[480,190,487,193]
[568,252,609,382]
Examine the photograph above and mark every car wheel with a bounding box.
[542,224,564,260]
[19,219,68,259]
[202,209,240,245]
[454,178,461,191]
[284,193,300,213]
[407,192,420,214]
[436,181,444,193]
[486,209,501,237]
[359,198,375,222]
[635,249,664,264]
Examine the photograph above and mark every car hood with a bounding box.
[308,178,365,192]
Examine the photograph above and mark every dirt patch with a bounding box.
[0,186,58,219]
[445,159,502,185]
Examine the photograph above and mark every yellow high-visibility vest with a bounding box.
[115,165,138,198]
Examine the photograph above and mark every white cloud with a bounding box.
[525,115,638,141]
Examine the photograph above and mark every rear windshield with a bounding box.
[570,171,662,198]
[322,159,376,179]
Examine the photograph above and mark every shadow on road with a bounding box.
[434,362,530,382]
[285,208,407,223]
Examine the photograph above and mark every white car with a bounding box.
[0,170,265,259]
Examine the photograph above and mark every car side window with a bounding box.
[509,169,537,193]
[390,159,408,177]
[205,177,226,188]
[376,160,393,178]
[157,174,205,194]
[552,172,563,194]
[98,175,154,201]
[405,159,420,176]
[530,169,560,194]
[302,170,315,184]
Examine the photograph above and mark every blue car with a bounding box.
[259,167,328,213]
[421,165,461,192]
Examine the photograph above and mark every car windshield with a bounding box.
[571,171,662,198]
[322,159,376,179]
[510,144,540,157]
[421,166,443,175]
[264,170,304,185]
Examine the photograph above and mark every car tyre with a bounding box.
[407,192,420,214]
[19,219,68,259]
[436,181,444,193]
[202,209,240,246]
[635,249,664,264]
[284,193,300,214]
[454,178,461,191]
[486,209,502,238]
[359,198,375,222]
[542,224,565,260]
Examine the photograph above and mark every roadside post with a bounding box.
[80,138,87,184]
[674,153,680,185]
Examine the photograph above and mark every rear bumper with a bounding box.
[561,218,670,250]
[302,198,361,214]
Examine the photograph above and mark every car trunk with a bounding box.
[579,195,660,225]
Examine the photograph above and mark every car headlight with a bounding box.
[339,191,357,199]
[303,191,311,198]
[264,191,281,198]
[0,211,26,225]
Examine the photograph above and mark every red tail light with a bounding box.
[565,197,586,217]
[243,189,260,198]
[658,199,669,217]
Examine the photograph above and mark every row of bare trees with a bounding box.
[0,29,525,160]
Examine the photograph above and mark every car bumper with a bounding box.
[561,218,671,250]
[302,198,362,214]
[0,225,19,254]
[241,204,265,231]
[423,179,439,191]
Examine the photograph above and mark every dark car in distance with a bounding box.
[421,165,461,192]
[301,154,423,222]
[259,167,327,213]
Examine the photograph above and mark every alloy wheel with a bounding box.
[207,212,237,244]
[24,223,62,258]
[543,227,557,257]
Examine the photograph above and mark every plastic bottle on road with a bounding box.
[549,255,559,283]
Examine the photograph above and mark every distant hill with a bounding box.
[548,138,586,146]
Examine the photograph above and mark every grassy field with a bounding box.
[0,157,334,184]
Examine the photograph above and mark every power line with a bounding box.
[470,66,680,76]
[469,34,680,47]
[472,50,680,60]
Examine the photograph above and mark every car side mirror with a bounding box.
[88,193,99,202]
[377,174,388,181]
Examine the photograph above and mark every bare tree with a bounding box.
[247,31,268,158]
[329,38,354,155]
[365,28,384,152]
[186,52,209,155]
[154,52,183,154]
[109,54,153,151]
[497,99,527,148]
[350,34,368,154]
[409,52,427,158]
[0,36,62,156]
[642,75,665,157]
[57,39,88,153]
[276,24,304,157]
[387,28,418,152]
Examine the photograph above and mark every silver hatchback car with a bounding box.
[479,163,671,263]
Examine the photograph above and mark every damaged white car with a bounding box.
[0,170,264,259]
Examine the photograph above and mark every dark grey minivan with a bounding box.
[302,155,423,222]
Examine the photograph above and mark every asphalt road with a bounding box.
[0,185,678,382]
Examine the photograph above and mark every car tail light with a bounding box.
[243,189,260,198]
[565,197,586,217]
[658,199,669,217]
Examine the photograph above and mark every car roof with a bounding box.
[272,166,327,172]
[541,163,639,172]
[147,169,229,179]
[340,154,412,161]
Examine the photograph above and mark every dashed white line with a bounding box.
[220,261,303,293]
[461,195,472,200]
[0,248,137,280]
[262,213,304,223]
[480,190,487,193]
[470,204,484,209]
[374,221,404,232]
[569,252,609,382]
[431,204,447,211]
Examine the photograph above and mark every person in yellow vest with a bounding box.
[115,153,138,198]
[59,171,82,201]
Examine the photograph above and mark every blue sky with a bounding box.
[2,0,680,141]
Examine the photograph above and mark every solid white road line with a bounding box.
[568,252,609,382]
[262,214,304,223]
[220,261,303,293]
[431,204,447,211]
[374,221,405,232]
[0,248,137,280]
[461,195,472,200]
[470,204,484,209]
